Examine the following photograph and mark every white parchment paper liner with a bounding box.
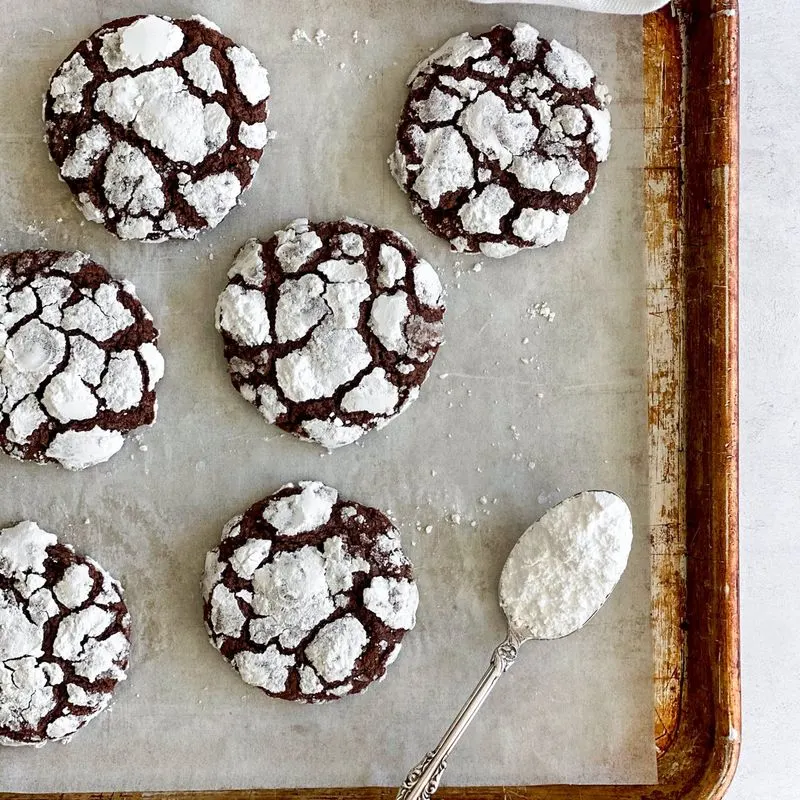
[0,1,655,790]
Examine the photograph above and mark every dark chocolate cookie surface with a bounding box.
[215,218,445,449]
[0,521,131,746]
[202,482,419,703]
[44,14,271,241]
[389,23,612,258]
[0,250,164,470]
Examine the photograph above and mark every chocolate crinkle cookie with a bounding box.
[44,14,271,241]
[0,521,131,746]
[202,482,419,703]
[389,23,612,259]
[215,218,445,449]
[0,250,164,470]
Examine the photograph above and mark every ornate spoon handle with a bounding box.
[397,631,522,800]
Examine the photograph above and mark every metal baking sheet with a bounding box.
[0,0,655,791]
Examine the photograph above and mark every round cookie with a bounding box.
[44,14,271,241]
[0,250,165,470]
[389,23,612,259]
[202,481,419,703]
[215,218,445,449]
[0,521,131,746]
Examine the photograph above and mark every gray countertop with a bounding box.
[735,0,794,796]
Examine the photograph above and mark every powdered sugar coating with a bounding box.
[202,482,418,703]
[0,250,164,470]
[261,481,338,536]
[499,491,632,640]
[215,219,445,449]
[390,23,612,258]
[45,15,271,242]
[0,521,131,746]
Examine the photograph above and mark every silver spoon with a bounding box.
[397,490,633,800]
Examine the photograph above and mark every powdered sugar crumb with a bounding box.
[526,301,556,323]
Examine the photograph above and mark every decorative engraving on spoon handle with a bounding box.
[396,751,448,800]
[396,633,521,800]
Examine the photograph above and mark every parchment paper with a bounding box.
[0,0,655,791]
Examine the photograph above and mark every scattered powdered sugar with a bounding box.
[0,521,130,746]
[499,492,632,640]
[526,301,556,323]
[290,28,331,48]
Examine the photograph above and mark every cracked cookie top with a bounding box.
[203,482,419,703]
[0,250,164,470]
[389,23,612,259]
[44,14,271,241]
[0,521,131,746]
[215,219,445,449]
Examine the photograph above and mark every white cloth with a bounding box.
[470,0,668,13]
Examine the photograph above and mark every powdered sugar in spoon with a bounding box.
[397,490,633,800]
